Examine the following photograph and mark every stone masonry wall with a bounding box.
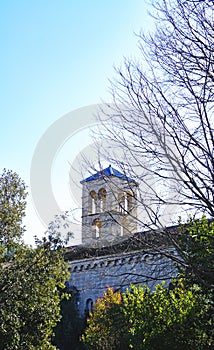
[68,248,177,317]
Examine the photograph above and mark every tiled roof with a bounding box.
[80,165,137,183]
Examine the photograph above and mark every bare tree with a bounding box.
[75,1,214,291]
[94,0,213,232]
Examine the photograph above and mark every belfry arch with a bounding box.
[80,165,138,246]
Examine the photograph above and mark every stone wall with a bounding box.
[68,248,177,317]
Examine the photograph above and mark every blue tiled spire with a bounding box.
[80,165,136,183]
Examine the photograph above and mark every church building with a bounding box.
[66,165,177,317]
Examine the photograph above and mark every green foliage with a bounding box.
[82,282,213,350]
[82,217,214,349]
[0,169,27,248]
[82,287,127,350]
[178,216,214,290]
[0,169,69,349]
[53,287,85,350]
[123,282,212,350]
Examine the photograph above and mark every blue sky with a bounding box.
[0,1,153,244]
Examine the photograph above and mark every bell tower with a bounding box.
[81,165,138,246]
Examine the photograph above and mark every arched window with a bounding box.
[90,190,97,214]
[92,218,102,238]
[98,188,106,212]
[119,192,133,213]
[120,218,126,237]
[126,192,132,212]
[85,298,93,315]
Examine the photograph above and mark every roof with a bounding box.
[80,165,137,184]
[64,225,178,261]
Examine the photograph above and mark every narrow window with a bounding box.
[85,298,93,316]
[127,192,133,212]
[119,193,127,213]
[120,218,126,237]
[118,192,124,213]
[92,218,102,238]
[98,188,106,212]
[90,190,97,214]
[124,195,128,211]
[120,225,124,237]
[119,192,132,213]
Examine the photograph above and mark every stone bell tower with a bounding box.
[80,165,138,246]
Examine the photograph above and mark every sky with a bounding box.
[0,1,154,245]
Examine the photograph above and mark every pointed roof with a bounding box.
[80,165,137,184]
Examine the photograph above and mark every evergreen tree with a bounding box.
[0,169,69,349]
